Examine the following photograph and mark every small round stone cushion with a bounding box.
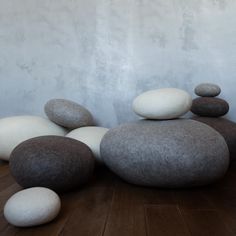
[45,99,94,129]
[194,83,221,97]
[4,187,61,227]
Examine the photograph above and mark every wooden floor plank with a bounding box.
[180,209,234,236]
[0,183,21,211]
[103,181,147,236]
[113,178,176,205]
[0,213,10,233]
[0,164,11,178]
[174,189,215,210]
[0,162,236,236]
[145,205,190,236]
[0,174,17,192]
[202,187,236,234]
[59,187,114,236]
[0,225,19,236]
[14,190,87,236]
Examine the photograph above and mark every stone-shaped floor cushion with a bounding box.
[4,187,61,227]
[9,136,95,192]
[101,119,229,188]
[66,126,109,164]
[0,116,67,161]
[45,99,94,129]
[191,97,229,117]
[192,116,236,161]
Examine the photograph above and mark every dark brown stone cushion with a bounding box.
[9,136,95,193]
[191,97,229,117]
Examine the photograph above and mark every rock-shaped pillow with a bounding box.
[0,116,67,161]
[4,187,61,227]
[101,119,229,188]
[44,99,94,129]
[10,136,95,192]
[191,97,229,117]
[66,126,109,164]
[194,83,221,97]
[132,88,192,120]
[192,116,236,161]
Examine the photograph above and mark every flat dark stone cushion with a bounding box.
[191,97,229,117]
[192,116,236,161]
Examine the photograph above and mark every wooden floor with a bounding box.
[0,161,236,236]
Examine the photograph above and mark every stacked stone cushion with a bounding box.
[45,99,94,129]
[132,88,192,119]
[192,116,236,161]
[0,116,67,161]
[194,83,221,97]
[9,136,95,192]
[4,187,61,227]
[191,97,229,117]
[66,126,109,164]
[101,119,229,188]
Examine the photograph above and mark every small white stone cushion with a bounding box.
[66,126,109,163]
[0,116,67,161]
[4,187,61,227]
[132,88,192,119]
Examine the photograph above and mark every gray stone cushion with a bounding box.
[44,99,94,129]
[101,119,229,188]
[194,83,221,97]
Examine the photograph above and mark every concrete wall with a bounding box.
[0,0,235,127]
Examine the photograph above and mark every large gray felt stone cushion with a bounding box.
[9,136,95,193]
[45,99,94,129]
[101,119,229,188]
[191,97,229,117]
[194,83,221,97]
[192,117,236,161]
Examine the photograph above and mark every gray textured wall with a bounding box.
[0,0,236,127]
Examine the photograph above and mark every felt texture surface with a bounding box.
[101,119,229,188]
[191,97,229,117]
[192,116,236,161]
[45,99,94,129]
[194,83,221,97]
[9,136,95,192]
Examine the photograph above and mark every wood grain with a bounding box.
[180,209,234,236]
[0,161,236,235]
[145,205,190,236]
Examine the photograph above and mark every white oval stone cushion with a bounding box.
[132,88,192,119]
[4,187,61,227]
[66,126,109,163]
[0,116,67,161]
